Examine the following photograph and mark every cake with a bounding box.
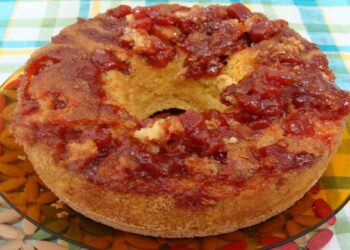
[12,3,350,237]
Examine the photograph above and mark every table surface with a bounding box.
[0,1,349,249]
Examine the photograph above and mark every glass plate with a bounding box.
[0,68,349,250]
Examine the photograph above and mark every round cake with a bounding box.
[12,4,350,237]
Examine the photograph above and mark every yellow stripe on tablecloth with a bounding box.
[3,0,19,43]
[322,189,350,209]
[324,155,350,177]
[322,128,350,177]
[320,7,350,74]
[342,128,350,139]
[90,1,101,17]
[339,52,350,72]
[0,49,35,56]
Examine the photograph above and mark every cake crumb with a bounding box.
[17,155,26,161]
[134,117,184,143]
[205,119,220,129]
[224,136,238,144]
[56,211,69,218]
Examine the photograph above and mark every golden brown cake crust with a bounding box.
[25,127,342,237]
[12,3,350,237]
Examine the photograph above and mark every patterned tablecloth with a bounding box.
[0,1,349,249]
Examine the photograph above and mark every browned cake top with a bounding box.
[13,4,350,207]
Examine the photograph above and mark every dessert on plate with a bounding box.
[12,3,350,237]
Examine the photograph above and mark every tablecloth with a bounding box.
[0,0,349,249]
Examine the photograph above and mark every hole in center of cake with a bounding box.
[150,108,185,119]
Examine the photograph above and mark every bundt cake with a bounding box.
[12,3,350,237]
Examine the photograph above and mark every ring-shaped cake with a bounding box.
[12,4,350,237]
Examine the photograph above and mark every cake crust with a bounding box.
[25,126,342,237]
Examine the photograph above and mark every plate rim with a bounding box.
[1,184,349,250]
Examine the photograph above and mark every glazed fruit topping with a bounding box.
[254,142,315,173]
[91,49,131,74]
[227,3,253,20]
[26,55,60,78]
[107,5,132,19]
[246,14,287,42]
[221,59,350,130]
[283,112,314,136]
[105,3,286,77]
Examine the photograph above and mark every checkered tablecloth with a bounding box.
[0,0,349,249]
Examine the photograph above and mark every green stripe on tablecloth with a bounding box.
[38,0,60,41]
[0,18,76,27]
[270,22,349,34]
[334,213,350,250]
[0,63,23,72]
[334,221,350,234]
[262,1,278,19]
[337,234,350,250]
[320,176,350,189]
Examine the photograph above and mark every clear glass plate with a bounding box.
[0,69,349,250]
